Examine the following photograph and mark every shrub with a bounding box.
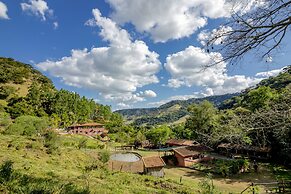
[0,112,12,132]
[5,116,50,136]
[0,85,16,99]
[99,150,110,164]
[78,138,88,149]
[42,130,59,154]
[213,159,249,176]
[0,160,13,183]
[198,173,221,194]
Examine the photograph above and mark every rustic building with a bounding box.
[217,143,271,159]
[67,123,108,137]
[142,156,166,177]
[173,145,213,167]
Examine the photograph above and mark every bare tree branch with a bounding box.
[205,0,291,66]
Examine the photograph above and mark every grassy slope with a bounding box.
[0,134,194,194]
[1,134,290,193]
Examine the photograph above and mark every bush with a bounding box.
[198,173,221,194]
[99,150,110,164]
[5,116,50,136]
[213,159,249,176]
[42,130,59,154]
[0,85,16,99]
[0,160,13,183]
[0,112,12,132]
[78,138,88,149]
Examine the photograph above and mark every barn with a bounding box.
[142,156,166,177]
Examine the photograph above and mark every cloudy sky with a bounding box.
[0,0,290,110]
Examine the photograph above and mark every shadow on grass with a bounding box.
[166,163,288,185]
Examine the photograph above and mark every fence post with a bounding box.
[252,183,255,194]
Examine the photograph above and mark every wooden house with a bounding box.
[67,123,108,137]
[142,156,166,177]
[173,145,213,167]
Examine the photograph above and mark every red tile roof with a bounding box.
[166,139,198,146]
[68,123,104,128]
[173,145,213,158]
[143,156,165,168]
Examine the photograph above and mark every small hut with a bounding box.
[142,156,166,177]
[173,145,213,167]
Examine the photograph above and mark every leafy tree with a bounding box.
[171,124,192,140]
[0,86,16,100]
[146,125,172,146]
[185,101,219,144]
[243,86,277,111]
[135,130,147,144]
[0,112,12,131]
[6,97,34,118]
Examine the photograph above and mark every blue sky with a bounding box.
[0,0,290,110]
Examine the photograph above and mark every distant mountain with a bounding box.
[115,93,239,126]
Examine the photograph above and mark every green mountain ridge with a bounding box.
[116,93,239,126]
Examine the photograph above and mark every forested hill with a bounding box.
[0,57,54,103]
[117,66,291,126]
[116,93,239,125]
[221,66,291,110]
[0,57,121,128]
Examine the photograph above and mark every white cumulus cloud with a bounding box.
[37,9,161,105]
[256,67,285,77]
[21,0,53,21]
[142,90,157,98]
[148,93,202,107]
[107,0,264,42]
[165,46,262,95]
[0,1,9,19]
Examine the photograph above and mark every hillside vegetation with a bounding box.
[0,57,53,106]
[116,93,238,126]
[0,57,122,128]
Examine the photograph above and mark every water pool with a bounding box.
[110,153,141,162]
